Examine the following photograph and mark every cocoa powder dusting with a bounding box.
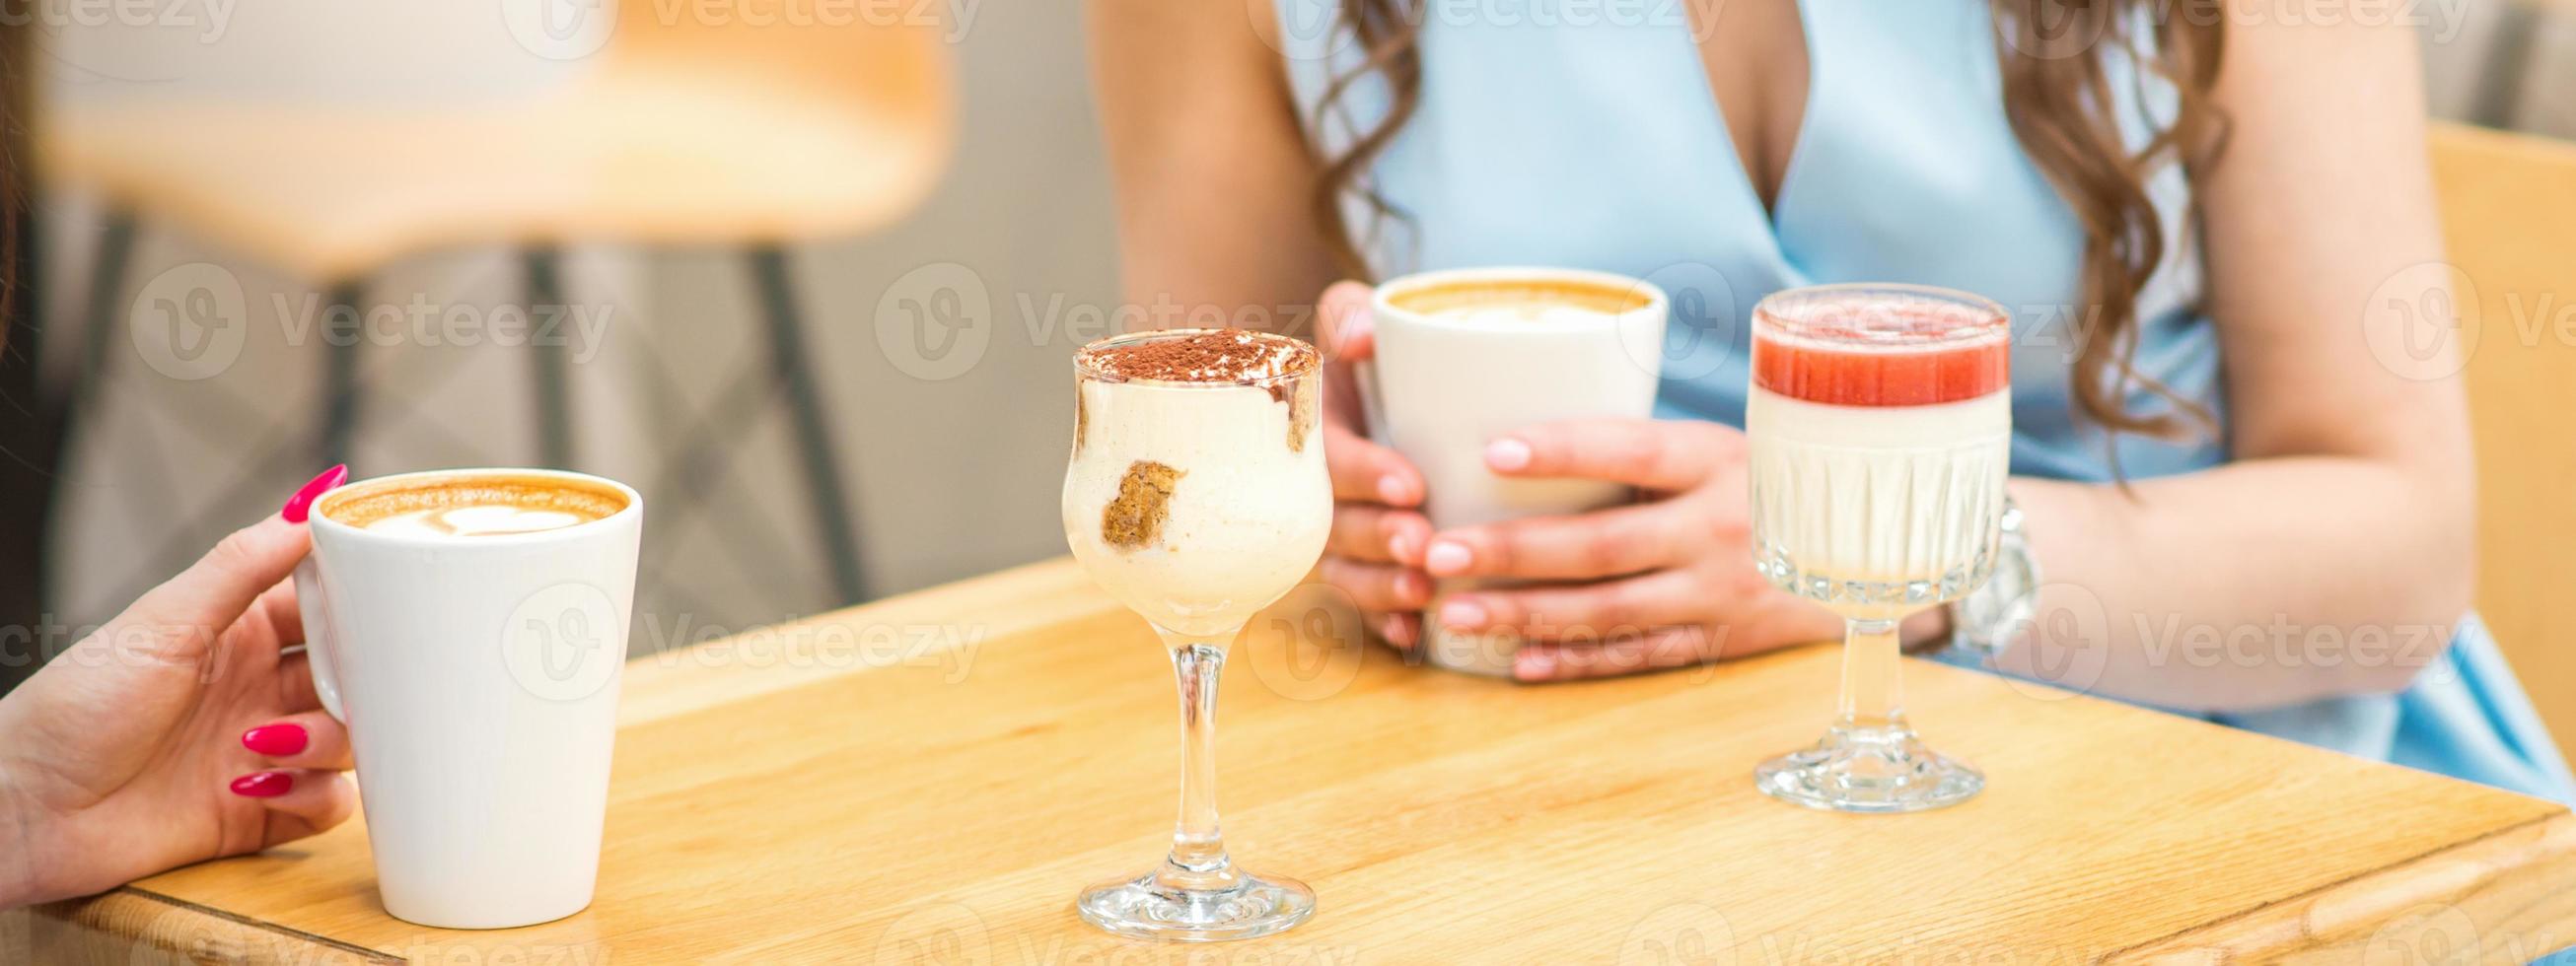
[1102,460,1183,551]
[1081,330,1318,382]
[1072,384,1090,455]
[1284,380,1315,452]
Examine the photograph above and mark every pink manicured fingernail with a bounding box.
[1515,649,1558,680]
[1388,530,1419,564]
[1485,438,1532,471]
[1440,598,1487,630]
[1425,540,1471,576]
[230,771,294,798]
[1376,475,1410,506]
[242,724,309,757]
[1380,614,1416,649]
[1395,572,1430,605]
[281,465,348,523]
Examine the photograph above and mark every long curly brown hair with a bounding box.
[1307,0,2227,443]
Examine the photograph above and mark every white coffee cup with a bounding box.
[295,467,642,929]
[1362,267,1669,675]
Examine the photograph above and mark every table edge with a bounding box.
[24,557,2572,960]
[2108,810,2576,963]
[12,885,400,964]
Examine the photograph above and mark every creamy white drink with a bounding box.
[1746,284,2012,814]
[1061,328,1327,941]
[1062,330,1329,638]
[1749,390,2010,614]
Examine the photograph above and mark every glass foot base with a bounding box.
[1756,724,1983,813]
[1075,869,1316,941]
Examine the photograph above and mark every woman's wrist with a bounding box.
[1899,606,1953,653]
[0,763,38,908]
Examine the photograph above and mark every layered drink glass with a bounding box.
[1062,329,1329,940]
[1746,284,2011,813]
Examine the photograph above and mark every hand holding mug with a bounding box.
[1415,419,1843,680]
[1312,280,1437,649]
[0,467,358,909]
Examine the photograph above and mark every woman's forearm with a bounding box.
[1997,456,2470,712]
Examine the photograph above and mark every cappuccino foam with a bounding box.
[320,473,627,538]
[1388,278,1653,325]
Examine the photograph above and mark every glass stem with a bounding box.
[1155,630,1242,894]
[1835,617,1906,732]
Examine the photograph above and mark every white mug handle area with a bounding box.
[293,555,348,723]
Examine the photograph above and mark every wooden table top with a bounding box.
[11,558,2576,963]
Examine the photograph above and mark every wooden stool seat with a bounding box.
[35,10,955,610]
[43,65,950,280]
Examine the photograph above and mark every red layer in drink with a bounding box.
[1753,308,2009,407]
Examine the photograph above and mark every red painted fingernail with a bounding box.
[230,771,294,798]
[242,724,309,757]
[281,465,348,523]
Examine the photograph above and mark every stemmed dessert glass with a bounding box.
[1745,284,2013,813]
[1061,329,1329,940]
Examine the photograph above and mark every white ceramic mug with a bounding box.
[295,467,642,929]
[1363,267,1669,675]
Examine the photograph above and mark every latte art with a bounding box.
[319,472,628,538]
[363,505,592,538]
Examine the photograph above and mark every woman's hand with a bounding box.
[1311,281,1438,649]
[0,467,358,909]
[1417,419,1867,681]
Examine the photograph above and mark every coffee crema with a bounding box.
[320,474,628,538]
[1386,279,1654,320]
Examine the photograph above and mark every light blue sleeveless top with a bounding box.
[1278,0,2574,803]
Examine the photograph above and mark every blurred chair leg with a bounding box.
[320,280,366,467]
[523,246,576,469]
[72,210,140,423]
[747,244,867,604]
[2470,3,2540,128]
[0,195,64,694]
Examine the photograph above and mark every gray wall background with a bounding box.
[24,0,2576,664]
[37,1,1113,651]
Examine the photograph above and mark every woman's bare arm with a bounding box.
[1999,2,2473,709]
[1087,0,1339,319]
